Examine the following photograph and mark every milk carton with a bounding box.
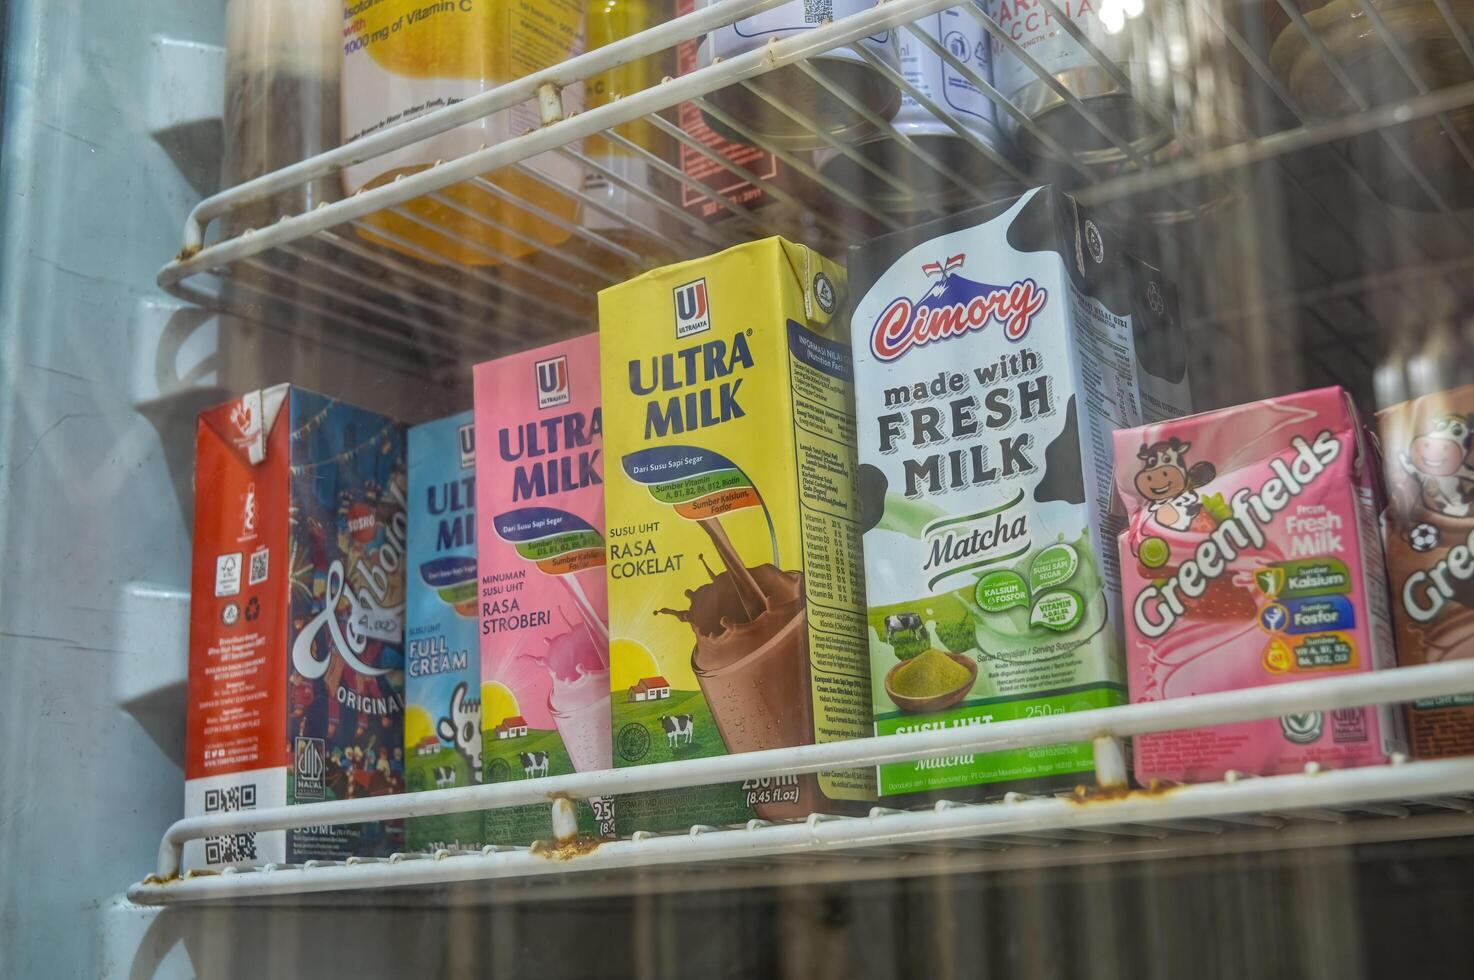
[1378,383,1474,758]
[405,413,482,851]
[475,334,613,842]
[186,386,406,869]
[598,238,875,833]
[847,188,1191,801]
[1116,387,1405,782]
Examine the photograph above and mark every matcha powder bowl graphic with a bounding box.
[885,649,978,713]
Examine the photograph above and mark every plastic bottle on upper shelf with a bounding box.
[695,0,903,152]
[814,5,1017,215]
[573,0,679,274]
[340,0,586,267]
[222,0,341,236]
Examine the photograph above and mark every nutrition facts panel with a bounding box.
[787,318,875,798]
[1070,285,1145,529]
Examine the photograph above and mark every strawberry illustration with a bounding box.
[1182,577,1257,620]
[1188,509,1219,533]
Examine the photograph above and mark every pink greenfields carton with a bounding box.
[474,333,614,841]
[1114,386,1405,784]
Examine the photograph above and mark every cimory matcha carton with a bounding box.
[186,385,406,869]
[1116,386,1405,783]
[475,334,614,842]
[846,188,1192,803]
[598,237,875,833]
[405,412,483,851]
[1378,383,1474,758]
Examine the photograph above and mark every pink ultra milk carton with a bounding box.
[1114,386,1405,784]
[474,333,613,841]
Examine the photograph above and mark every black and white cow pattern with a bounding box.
[519,751,550,779]
[883,612,925,642]
[659,714,695,748]
[437,681,483,783]
[432,765,456,790]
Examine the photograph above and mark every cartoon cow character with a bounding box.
[659,714,695,748]
[437,682,483,783]
[519,751,550,779]
[1400,413,1474,518]
[1134,438,1217,531]
[432,765,456,789]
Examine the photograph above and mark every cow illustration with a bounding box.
[884,613,925,642]
[519,751,550,778]
[432,765,456,790]
[1400,413,1474,517]
[659,714,695,748]
[1134,438,1217,531]
[436,681,483,782]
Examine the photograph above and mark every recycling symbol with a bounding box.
[245,596,261,622]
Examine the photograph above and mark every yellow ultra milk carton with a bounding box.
[598,238,875,832]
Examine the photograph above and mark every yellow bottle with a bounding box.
[581,0,671,258]
[508,0,674,291]
[341,0,586,267]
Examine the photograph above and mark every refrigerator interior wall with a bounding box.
[0,1,454,975]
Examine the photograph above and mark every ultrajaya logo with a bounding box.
[1131,430,1341,639]
[674,278,711,339]
[536,355,570,410]
[870,254,1048,362]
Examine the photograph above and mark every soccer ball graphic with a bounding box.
[1410,523,1439,552]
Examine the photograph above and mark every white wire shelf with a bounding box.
[161,0,1474,398]
[129,660,1474,907]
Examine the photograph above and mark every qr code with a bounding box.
[204,784,259,865]
[249,548,269,585]
[803,0,833,22]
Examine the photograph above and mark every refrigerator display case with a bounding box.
[8,0,1474,975]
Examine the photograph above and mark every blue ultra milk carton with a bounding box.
[405,412,483,850]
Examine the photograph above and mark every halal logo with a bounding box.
[1085,220,1104,264]
[813,272,836,314]
[535,355,570,410]
[295,737,326,799]
[673,277,711,338]
[617,722,651,762]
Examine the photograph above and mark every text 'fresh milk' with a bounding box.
[847,188,1192,801]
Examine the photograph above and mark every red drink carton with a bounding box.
[185,385,407,869]
[1114,387,1405,783]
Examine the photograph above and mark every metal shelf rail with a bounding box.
[129,660,1474,906]
[159,0,1474,388]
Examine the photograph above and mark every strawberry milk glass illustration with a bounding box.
[1114,387,1405,784]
